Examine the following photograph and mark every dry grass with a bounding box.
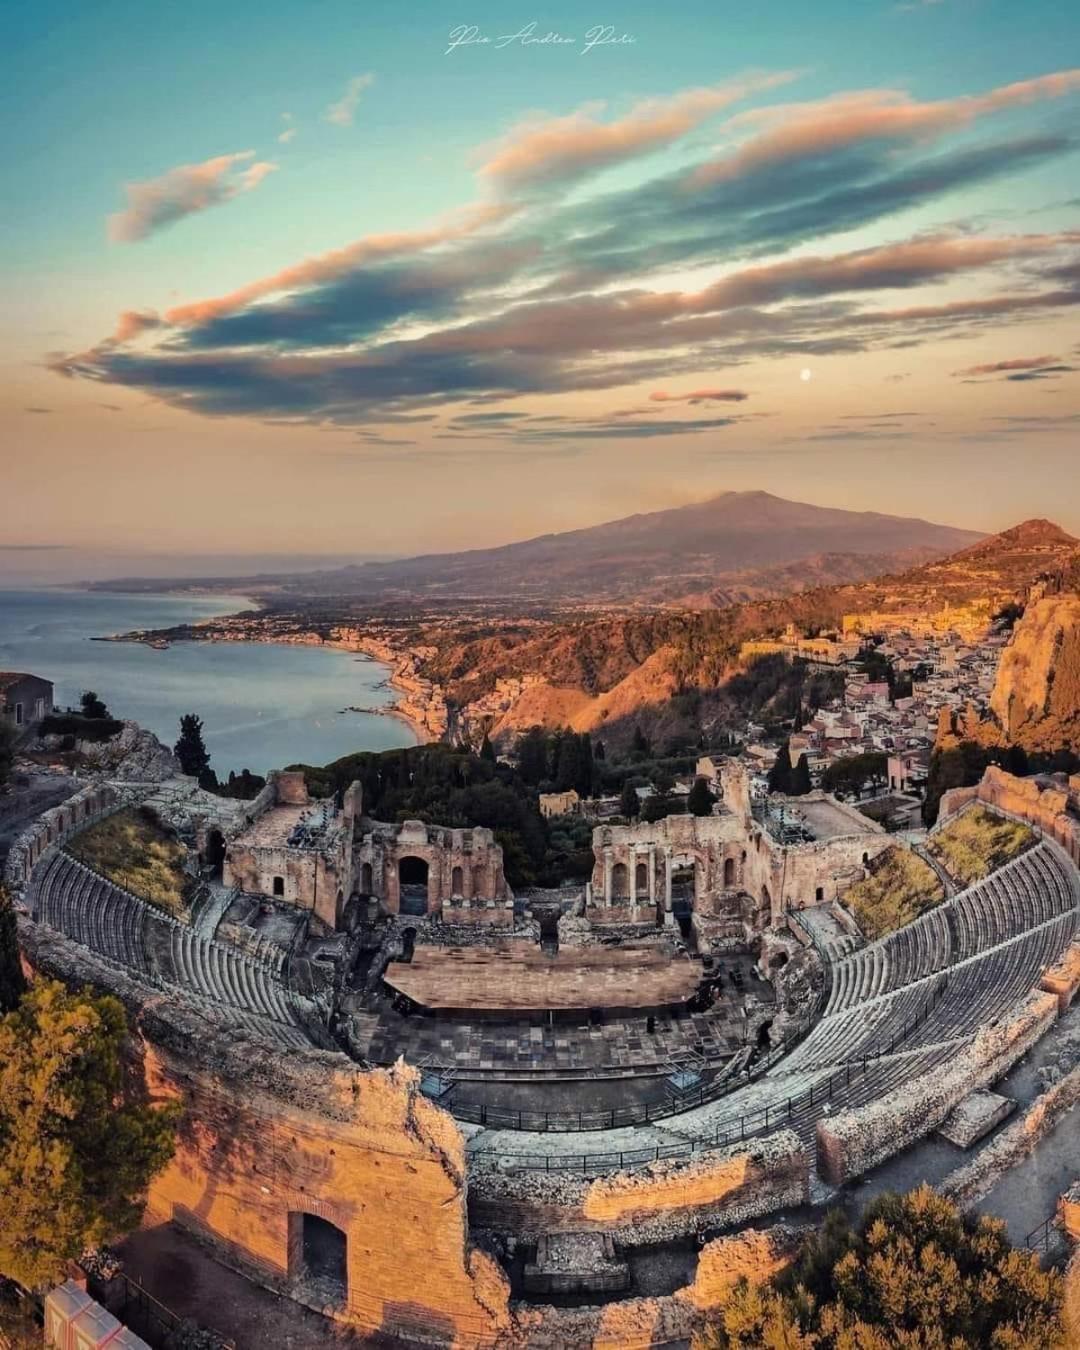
[927,807,1034,888]
[843,846,946,939]
[68,808,189,916]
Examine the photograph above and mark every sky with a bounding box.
[2,0,1079,564]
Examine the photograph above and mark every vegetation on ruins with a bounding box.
[67,808,189,915]
[0,886,26,1015]
[694,1186,1065,1350]
[0,980,178,1290]
[928,807,1034,887]
[842,846,945,939]
[174,712,211,781]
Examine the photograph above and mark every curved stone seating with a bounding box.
[468,841,1079,1164]
[31,851,317,1050]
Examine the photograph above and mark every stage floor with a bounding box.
[384,939,701,1013]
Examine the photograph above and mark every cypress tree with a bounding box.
[174,713,211,779]
[791,753,813,796]
[768,741,793,795]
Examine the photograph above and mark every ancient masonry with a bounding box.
[5,760,1080,1347]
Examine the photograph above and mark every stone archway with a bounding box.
[360,861,373,894]
[288,1211,347,1300]
[635,860,649,895]
[723,856,736,889]
[451,865,464,898]
[398,856,430,916]
[611,862,629,901]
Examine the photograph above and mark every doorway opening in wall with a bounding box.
[398,855,429,916]
[670,864,696,946]
[290,1212,347,1302]
[205,829,225,876]
[273,875,285,897]
[635,861,649,896]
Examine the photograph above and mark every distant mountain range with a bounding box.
[418,516,1079,745]
[90,491,984,607]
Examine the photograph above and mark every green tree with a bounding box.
[479,732,496,764]
[790,754,813,796]
[694,1186,1064,1350]
[0,981,178,1289]
[174,713,211,780]
[620,779,640,819]
[687,776,715,817]
[630,725,651,759]
[517,727,549,785]
[642,794,673,823]
[0,721,13,788]
[80,690,110,720]
[768,742,793,795]
[0,886,25,1015]
[593,739,606,762]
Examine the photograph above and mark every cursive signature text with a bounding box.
[445,22,636,55]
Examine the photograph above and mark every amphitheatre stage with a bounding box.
[5,760,1080,1345]
[383,938,703,1015]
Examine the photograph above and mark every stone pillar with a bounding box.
[603,850,613,906]
[648,848,656,903]
[629,854,637,906]
[664,849,673,911]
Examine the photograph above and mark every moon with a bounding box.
[800,368,813,382]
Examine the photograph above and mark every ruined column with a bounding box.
[648,847,656,903]
[664,849,673,910]
[603,850,613,905]
[629,854,638,906]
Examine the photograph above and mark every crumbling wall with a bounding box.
[139,1045,512,1346]
[469,1130,808,1240]
[941,766,1080,867]
[1042,943,1080,1014]
[817,991,1059,1185]
[503,1223,803,1349]
[19,919,511,1348]
[941,1064,1080,1210]
[3,781,117,895]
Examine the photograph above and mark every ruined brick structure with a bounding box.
[591,760,890,926]
[355,818,511,917]
[212,769,512,926]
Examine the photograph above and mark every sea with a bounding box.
[0,589,416,776]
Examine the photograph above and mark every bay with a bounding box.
[0,589,416,776]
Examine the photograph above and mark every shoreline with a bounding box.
[97,616,444,746]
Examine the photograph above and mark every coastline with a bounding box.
[97,613,444,747]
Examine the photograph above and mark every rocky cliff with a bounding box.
[987,594,1080,752]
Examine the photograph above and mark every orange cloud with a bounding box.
[952,354,1058,375]
[650,388,749,403]
[476,73,799,194]
[161,200,515,327]
[691,69,1080,186]
[112,309,162,343]
[108,151,278,242]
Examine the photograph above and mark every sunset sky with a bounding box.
[3,0,1080,562]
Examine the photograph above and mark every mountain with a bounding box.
[420,517,1078,745]
[90,492,981,607]
[286,490,982,605]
